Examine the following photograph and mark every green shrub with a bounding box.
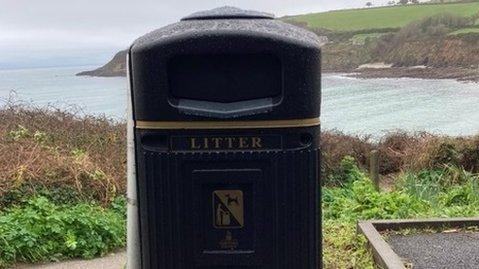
[0,184,85,209]
[324,179,428,222]
[0,196,126,268]
[325,156,366,186]
[396,13,471,40]
[398,169,449,203]
[324,161,479,223]
[439,182,479,207]
[398,165,479,203]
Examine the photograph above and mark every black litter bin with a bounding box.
[128,6,321,269]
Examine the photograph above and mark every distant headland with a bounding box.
[76,50,127,77]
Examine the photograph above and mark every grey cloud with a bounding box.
[0,0,390,68]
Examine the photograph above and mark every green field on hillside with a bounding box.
[287,2,479,31]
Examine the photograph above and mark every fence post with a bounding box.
[370,150,380,192]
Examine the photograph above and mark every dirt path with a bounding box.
[13,250,126,269]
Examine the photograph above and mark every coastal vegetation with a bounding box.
[1,105,478,267]
[0,104,126,207]
[0,104,127,267]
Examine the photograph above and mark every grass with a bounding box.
[449,27,479,35]
[286,2,479,31]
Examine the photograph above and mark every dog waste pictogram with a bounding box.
[213,190,244,229]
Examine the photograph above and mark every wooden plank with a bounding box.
[357,221,405,269]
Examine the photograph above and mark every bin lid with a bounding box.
[129,7,321,122]
[182,6,274,21]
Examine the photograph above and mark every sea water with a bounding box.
[0,66,478,137]
[0,66,126,119]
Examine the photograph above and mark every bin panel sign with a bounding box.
[213,190,244,229]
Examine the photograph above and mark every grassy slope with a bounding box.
[287,2,479,31]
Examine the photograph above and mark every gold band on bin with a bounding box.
[135,118,320,130]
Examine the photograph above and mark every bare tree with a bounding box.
[366,2,373,7]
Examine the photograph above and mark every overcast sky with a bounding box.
[0,0,391,69]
